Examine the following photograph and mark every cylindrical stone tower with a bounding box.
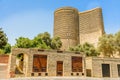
[79,8,105,47]
[54,7,79,50]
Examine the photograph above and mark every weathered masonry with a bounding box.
[8,48,85,78]
[0,55,9,79]
[86,57,120,78]
[54,7,105,50]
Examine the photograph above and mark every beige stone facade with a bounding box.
[8,49,120,78]
[54,7,104,49]
[86,57,120,78]
[79,8,104,47]
[8,48,85,78]
[54,7,79,50]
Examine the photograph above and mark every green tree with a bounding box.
[33,32,62,49]
[82,42,99,56]
[115,31,120,55]
[32,32,51,49]
[98,34,115,57]
[3,43,11,53]
[15,37,33,48]
[0,49,4,54]
[69,42,99,56]
[51,36,62,50]
[0,28,8,48]
[32,35,43,47]
[14,32,62,50]
[41,32,51,46]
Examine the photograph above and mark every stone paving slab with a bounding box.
[0,65,8,80]
[6,77,120,80]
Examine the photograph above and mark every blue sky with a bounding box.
[0,0,120,45]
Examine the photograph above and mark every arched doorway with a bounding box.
[15,53,24,74]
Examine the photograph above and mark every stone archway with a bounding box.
[8,49,30,78]
[15,53,24,74]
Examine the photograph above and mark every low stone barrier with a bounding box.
[0,55,9,63]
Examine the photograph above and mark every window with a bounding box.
[102,64,110,77]
[72,56,82,72]
[117,64,120,77]
[33,55,47,72]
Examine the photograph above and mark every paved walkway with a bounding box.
[0,64,8,79]
[8,77,120,80]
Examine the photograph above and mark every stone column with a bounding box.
[8,54,16,78]
[26,54,33,77]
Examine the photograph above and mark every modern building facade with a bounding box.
[54,7,105,50]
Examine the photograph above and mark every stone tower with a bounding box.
[54,7,79,50]
[54,7,104,50]
[79,8,104,47]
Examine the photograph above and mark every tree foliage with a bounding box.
[115,31,120,54]
[98,31,120,57]
[0,28,11,54]
[15,37,33,48]
[15,32,62,50]
[69,42,100,56]
[3,43,11,53]
[98,34,115,57]
[32,32,51,49]
[0,28,8,48]
[51,37,62,49]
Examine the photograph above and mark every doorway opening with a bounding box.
[117,64,120,77]
[102,64,110,77]
[15,53,24,74]
[57,61,63,76]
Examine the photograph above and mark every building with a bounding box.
[8,48,85,78]
[7,49,120,78]
[54,7,105,50]
[3,7,119,79]
[86,57,120,78]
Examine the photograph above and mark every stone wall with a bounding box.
[0,55,9,63]
[54,7,104,49]
[8,48,86,78]
[54,7,79,50]
[79,8,104,47]
[86,57,120,78]
[0,55,9,79]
